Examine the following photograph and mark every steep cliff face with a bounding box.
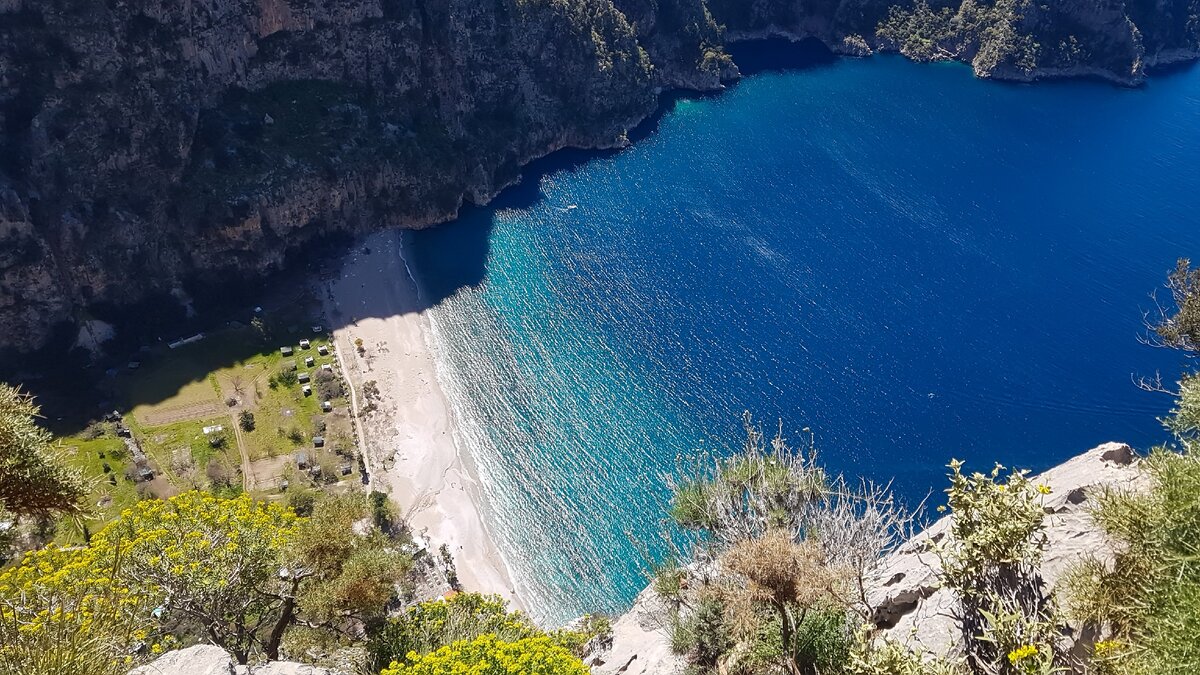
[0,0,676,358]
[715,0,1199,82]
[1,0,1197,359]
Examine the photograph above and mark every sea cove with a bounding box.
[405,53,1200,623]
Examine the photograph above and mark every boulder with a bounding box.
[129,645,235,675]
[129,646,340,675]
[867,442,1144,658]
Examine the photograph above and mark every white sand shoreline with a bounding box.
[323,229,522,609]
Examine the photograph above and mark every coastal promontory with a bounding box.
[2,0,1197,360]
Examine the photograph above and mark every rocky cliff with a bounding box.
[590,442,1146,674]
[2,0,1197,360]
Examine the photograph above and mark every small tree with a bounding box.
[0,385,85,516]
[239,410,256,432]
[94,491,409,663]
[276,368,298,387]
[315,370,343,400]
[659,414,917,674]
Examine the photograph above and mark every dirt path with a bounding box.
[229,412,252,491]
[332,339,372,488]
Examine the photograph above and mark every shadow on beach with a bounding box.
[11,37,841,428]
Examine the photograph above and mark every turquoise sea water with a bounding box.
[405,51,1200,623]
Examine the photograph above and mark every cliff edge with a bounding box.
[590,441,1146,673]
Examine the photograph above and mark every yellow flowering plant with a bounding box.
[0,544,155,675]
[379,634,589,675]
[88,491,302,664]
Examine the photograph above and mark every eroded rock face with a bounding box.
[2,0,1197,359]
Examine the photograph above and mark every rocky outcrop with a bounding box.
[129,644,343,675]
[596,442,1146,672]
[588,584,682,675]
[869,441,1143,659]
[2,0,1196,359]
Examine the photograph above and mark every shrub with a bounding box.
[935,460,1062,674]
[238,410,255,432]
[276,368,298,387]
[0,545,156,675]
[315,370,343,400]
[367,592,595,671]
[379,634,588,675]
[0,385,85,516]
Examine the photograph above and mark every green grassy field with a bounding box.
[55,315,358,541]
[55,431,141,545]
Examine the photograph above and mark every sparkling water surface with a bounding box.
[404,52,1200,623]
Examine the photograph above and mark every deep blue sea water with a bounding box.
[404,53,1200,623]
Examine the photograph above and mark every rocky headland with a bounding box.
[588,442,1145,674]
[2,0,1198,362]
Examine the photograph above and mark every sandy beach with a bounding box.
[322,229,520,606]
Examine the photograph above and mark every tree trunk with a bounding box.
[264,595,297,661]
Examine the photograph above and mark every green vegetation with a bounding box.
[0,384,85,517]
[379,634,589,675]
[367,592,606,673]
[657,415,915,674]
[936,462,1061,674]
[0,544,155,675]
[876,0,1040,77]
[1064,258,1200,675]
[657,410,1072,675]
[2,490,410,669]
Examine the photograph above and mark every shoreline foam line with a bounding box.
[324,228,524,611]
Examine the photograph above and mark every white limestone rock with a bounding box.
[867,442,1144,658]
[589,584,682,675]
[129,645,341,675]
[129,645,236,675]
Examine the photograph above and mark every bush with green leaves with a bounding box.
[367,592,605,673]
[935,460,1062,675]
[1064,259,1200,675]
[378,633,589,675]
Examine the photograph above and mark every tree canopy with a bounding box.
[0,384,85,517]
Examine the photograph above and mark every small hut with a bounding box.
[298,372,310,383]
[322,400,333,412]
[313,435,325,448]
[317,345,330,356]
[299,339,311,349]
[304,356,315,368]
[296,453,309,469]
[302,384,312,396]
[281,346,294,357]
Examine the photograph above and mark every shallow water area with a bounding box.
[406,51,1200,623]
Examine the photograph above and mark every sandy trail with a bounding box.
[323,229,520,606]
